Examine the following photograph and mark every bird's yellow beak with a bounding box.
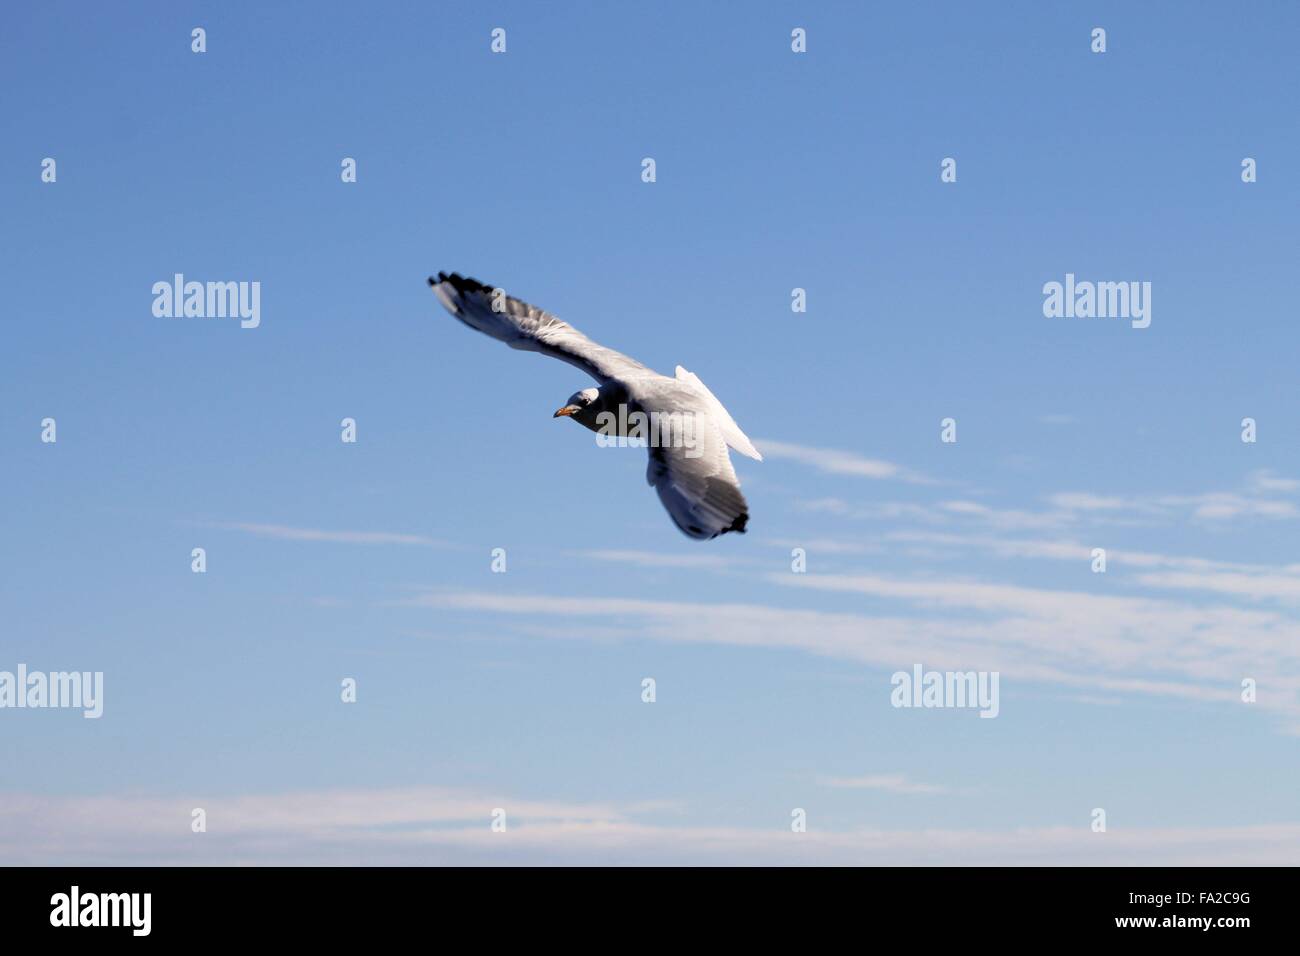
[554,405,580,418]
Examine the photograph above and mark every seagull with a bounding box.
[428,271,762,540]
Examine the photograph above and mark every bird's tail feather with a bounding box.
[675,366,763,461]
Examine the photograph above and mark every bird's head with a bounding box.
[554,387,600,421]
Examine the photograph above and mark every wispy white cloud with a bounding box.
[409,575,1300,727]
[771,570,1299,713]
[884,530,1090,562]
[1249,470,1300,494]
[764,537,883,555]
[1160,493,1298,521]
[1047,492,1130,511]
[758,440,933,483]
[575,549,735,570]
[881,530,1300,604]
[938,500,1072,530]
[3,787,1298,865]
[768,439,1296,530]
[1048,484,1298,523]
[1134,570,1300,603]
[816,773,948,795]
[794,498,943,523]
[218,522,445,546]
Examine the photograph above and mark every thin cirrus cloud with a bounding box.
[793,485,1296,530]
[1046,492,1131,511]
[1047,475,1300,523]
[883,529,1300,603]
[936,500,1073,530]
[2,787,1298,866]
[1249,470,1300,494]
[816,773,948,795]
[795,498,940,522]
[756,439,934,484]
[766,438,1298,528]
[574,549,738,570]
[409,573,1300,729]
[763,537,884,555]
[1134,570,1300,603]
[215,522,447,547]
[1164,493,1298,521]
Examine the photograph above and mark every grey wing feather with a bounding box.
[645,419,750,540]
[428,272,651,385]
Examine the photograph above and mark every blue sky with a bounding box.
[2,1,1299,864]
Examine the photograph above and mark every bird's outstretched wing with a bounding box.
[646,430,749,540]
[674,365,763,461]
[643,387,750,540]
[429,272,651,385]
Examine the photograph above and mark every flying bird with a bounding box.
[428,272,762,540]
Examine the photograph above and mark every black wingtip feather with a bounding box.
[430,271,500,298]
[454,274,489,294]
